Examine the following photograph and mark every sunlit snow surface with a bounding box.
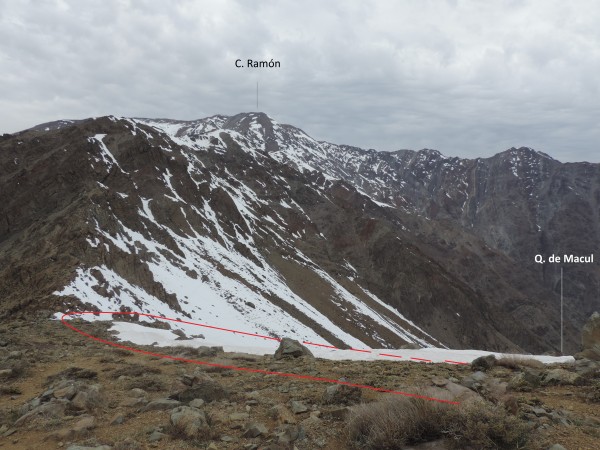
[55,314,574,365]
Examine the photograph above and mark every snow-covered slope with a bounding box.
[4,111,595,354]
[53,114,444,350]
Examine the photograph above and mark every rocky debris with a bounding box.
[110,413,125,425]
[573,358,600,377]
[400,343,422,349]
[275,424,306,445]
[46,367,98,384]
[169,371,229,402]
[71,384,103,411]
[141,398,182,412]
[66,446,111,450]
[14,398,69,426]
[129,388,147,398]
[147,428,168,442]
[170,405,210,439]
[172,329,190,340]
[229,412,250,421]
[320,406,349,421]
[542,368,581,386]
[15,377,103,427]
[322,381,362,405]
[471,354,496,371]
[120,397,148,407]
[242,422,268,438]
[289,400,309,414]
[509,369,542,391]
[440,380,479,401]
[430,376,448,387]
[189,398,205,408]
[48,415,96,441]
[460,371,487,389]
[579,312,600,360]
[269,404,297,424]
[274,338,314,360]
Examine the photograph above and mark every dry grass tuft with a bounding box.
[346,393,452,449]
[346,393,531,449]
[444,398,531,449]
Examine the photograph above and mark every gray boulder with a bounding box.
[322,382,362,405]
[471,354,496,371]
[170,406,209,438]
[542,368,581,386]
[274,338,314,360]
[142,398,182,411]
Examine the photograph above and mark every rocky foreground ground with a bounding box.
[0,315,599,449]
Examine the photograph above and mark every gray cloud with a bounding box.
[1,0,599,161]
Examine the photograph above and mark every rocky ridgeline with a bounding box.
[1,320,600,449]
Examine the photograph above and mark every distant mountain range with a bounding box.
[1,112,598,354]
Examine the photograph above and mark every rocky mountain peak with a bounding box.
[1,113,598,356]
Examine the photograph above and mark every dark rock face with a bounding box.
[1,112,598,354]
[580,312,600,360]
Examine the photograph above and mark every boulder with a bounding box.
[14,399,69,426]
[142,398,182,412]
[508,370,542,391]
[290,400,308,414]
[70,384,103,411]
[170,406,209,438]
[542,368,581,386]
[274,338,314,360]
[242,422,268,438]
[581,312,600,360]
[170,373,228,402]
[471,355,496,371]
[322,382,362,405]
[276,424,306,445]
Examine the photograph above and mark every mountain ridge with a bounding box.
[1,112,598,354]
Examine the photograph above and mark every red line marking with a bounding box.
[60,311,459,405]
[444,360,470,366]
[379,353,403,359]
[410,357,432,363]
[350,348,372,353]
[302,341,338,350]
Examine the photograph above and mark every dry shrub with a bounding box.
[126,375,166,392]
[346,394,531,450]
[444,398,531,449]
[496,356,545,370]
[346,394,452,449]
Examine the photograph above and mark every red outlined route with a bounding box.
[61,311,463,405]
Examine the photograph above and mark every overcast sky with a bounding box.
[1,0,599,161]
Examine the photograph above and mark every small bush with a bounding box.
[346,393,452,449]
[444,398,531,449]
[346,394,531,449]
[496,356,545,370]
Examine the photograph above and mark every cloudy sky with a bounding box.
[1,0,599,161]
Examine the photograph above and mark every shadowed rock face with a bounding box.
[1,113,598,353]
[580,312,600,360]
